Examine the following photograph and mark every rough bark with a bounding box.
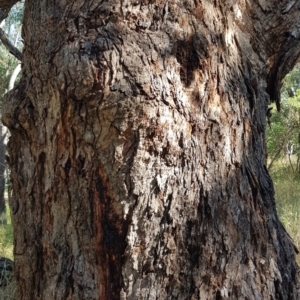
[2,0,300,299]
[0,0,20,23]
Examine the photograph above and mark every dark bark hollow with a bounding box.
[2,1,300,299]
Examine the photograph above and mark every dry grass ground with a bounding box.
[0,221,13,260]
[270,156,300,265]
[0,206,15,300]
[0,280,16,300]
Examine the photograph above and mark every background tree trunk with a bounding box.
[0,122,6,223]
[2,0,300,299]
[0,63,20,224]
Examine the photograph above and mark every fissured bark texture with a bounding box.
[2,0,300,299]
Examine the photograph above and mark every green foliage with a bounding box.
[267,64,300,170]
[0,205,13,260]
[268,64,300,263]
[257,54,300,272]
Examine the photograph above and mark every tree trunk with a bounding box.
[2,1,300,299]
[0,63,20,224]
[0,122,6,223]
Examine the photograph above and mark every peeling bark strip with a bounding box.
[2,0,300,299]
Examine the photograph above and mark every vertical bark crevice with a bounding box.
[93,161,134,299]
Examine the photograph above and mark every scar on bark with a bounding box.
[94,168,130,299]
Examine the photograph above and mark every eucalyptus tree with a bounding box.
[2,0,300,299]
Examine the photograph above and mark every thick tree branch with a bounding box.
[0,27,22,60]
[262,2,300,110]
